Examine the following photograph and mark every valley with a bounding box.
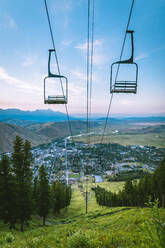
[0,110,165,247]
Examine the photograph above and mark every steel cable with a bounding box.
[44,0,73,141]
[101,0,135,144]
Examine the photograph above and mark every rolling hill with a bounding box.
[0,123,49,153]
[0,120,99,153]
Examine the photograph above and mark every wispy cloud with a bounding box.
[69,82,85,96]
[75,39,102,50]
[71,70,86,81]
[62,39,73,46]
[93,54,108,65]
[22,56,37,67]
[0,15,16,29]
[6,15,16,28]
[0,67,42,93]
[135,46,165,61]
[135,53,149,61]
[75,39,108,65]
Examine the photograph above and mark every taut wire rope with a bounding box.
[44,0,73,141]
[100,0,135,144]
[89,0,95,144]
[86,0,90,145]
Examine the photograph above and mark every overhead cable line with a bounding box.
[85,0,96,214]
[89,0,95,143]
[44,0,73,141]
[86,0,90,145]
[85,0,91,215]
[114,0,135,83]
[100,0,135,144]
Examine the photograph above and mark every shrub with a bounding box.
[67,230,93,248]
[5,233,14,243]
[26,237,43,248]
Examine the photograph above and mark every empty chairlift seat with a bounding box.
[44,49,68,104]
[110,30,138,94]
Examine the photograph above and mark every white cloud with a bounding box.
[0,15,16,29]
[75,39,102,50]
[62,40,73,46]
[0,67,42,93]
[93,54,108,65]
[71,70,86,81]
[135,46,165,61]
[135,53,149,61]
[75,39,108,65]
[69,82,85,96]
[6,15,16,28]
[22,56,36,67]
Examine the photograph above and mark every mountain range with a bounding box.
[0,108,75,125]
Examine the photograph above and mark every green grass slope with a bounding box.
[0,182,165,248]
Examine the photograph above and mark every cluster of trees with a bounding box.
[0,136,71,232]
[94,159,165,208]
[107,169,149,182]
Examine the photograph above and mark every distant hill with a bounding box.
[97,116,165,124]
[28,120,99,139]
[0,120,99,153]
[123,124,165,135]
[0,123,49,153]
[0,109,75,124]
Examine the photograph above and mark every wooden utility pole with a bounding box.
[86,189,88,214]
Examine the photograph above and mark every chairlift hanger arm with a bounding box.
[116,30,135,64]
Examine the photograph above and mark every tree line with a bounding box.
[94,159,165,208]
[0,136,71,232]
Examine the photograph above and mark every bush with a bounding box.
[26,237,43,248]
[67,230,93,248]
[5,233,15,243]
[141,200,165,248]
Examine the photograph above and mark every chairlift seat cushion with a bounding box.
[45,95,67,104]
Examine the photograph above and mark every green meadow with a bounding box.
[74,133,165,148]
[0,181,165,248]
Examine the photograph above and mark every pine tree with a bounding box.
[37,165,50,225]
[0,155,17,229]
[154,159,165,208]
[12,136,33,232]
[51,181,71,214]
[123,179,134,206]
[32,176,39,213]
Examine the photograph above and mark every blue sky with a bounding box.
[0,0,165,115]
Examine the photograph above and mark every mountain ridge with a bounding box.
[0,108,75,124]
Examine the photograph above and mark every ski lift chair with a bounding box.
[110,30,138,94]
[44,49,68,104]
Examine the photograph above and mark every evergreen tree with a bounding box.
[52,181,64,214]
[37,165,50,225]
[123,179,134,206]
[12,136,33,232]
[51,181,71,214]
[32,176,39,213]
[0,155,17,229]
[154,159,165,207]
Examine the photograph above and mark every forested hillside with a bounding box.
[0,121,99,153]
[0,123,49,153]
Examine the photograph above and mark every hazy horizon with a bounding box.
[1,107,165,118]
